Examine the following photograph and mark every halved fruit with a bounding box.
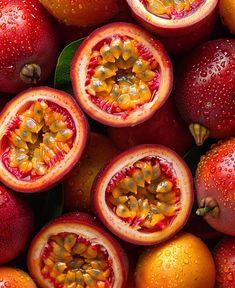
[71,22,173,127]
[28,212,128,288]
[0,87,88,193]
[92,145,193,245]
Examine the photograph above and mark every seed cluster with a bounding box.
[86,36,160,113]
[41,233,113,288]
[5,100,75,179]
[106,157,180,230]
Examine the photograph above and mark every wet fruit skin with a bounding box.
[126,0,218,54]
[28,212,128,288]
[39,0,122,27]
[0,184,34,264]
[108,97,194,156]
[135,232,216,288]
[174,38,235,145]
[0,87,88,193]
[0,267,37,288]
[213,237,235,288]
[64,132,119,212]
[219,0,235,34]
[0,0,60,94]
[92,144,193,245]
[195,138,235,236]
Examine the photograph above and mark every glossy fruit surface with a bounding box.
[195,138,235,235]
[0,184,34,264]
[174,39,235,145]
[28,212,128,288]
[71,22,173,127]
[108,97,194,155]
[0,267,37,288]
[0,87,88,193]
[39,0,122,27]
[135,232,216,288]
[219,0,235,34]
[64,132,119,212]
[213,237,235,288]
[0,0,59,94]
[93,144,193,245]
[126,0,218,53]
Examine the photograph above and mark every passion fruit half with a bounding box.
[28,212,128,288]
[71,22,173,127]
[0,87,88,193]
[92,145,193,245]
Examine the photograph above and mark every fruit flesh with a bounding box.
[41,232,113,288]
[106,156,181,231]
[1,100,75,180]
[86,35,160,114]
[142,0,205,19]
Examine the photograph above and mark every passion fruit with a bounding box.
[196,138,235,236]
[71,22,173,127]
[126,0,218,54]
[92,144,193,245]
[0,87,88,193]
[28,212,128,288]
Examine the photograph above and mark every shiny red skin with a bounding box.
[126,0,218,54]
[195,138,235,235]
[0,0,60,94]
[213,237,235,288]
[28,212,128,288]
[0,184,34,264]
[174,39,235,139]
[108,97,194,156]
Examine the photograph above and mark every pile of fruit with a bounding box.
[0,0,234,287]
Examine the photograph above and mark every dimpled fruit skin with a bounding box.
[135,233,216,288]
[213,237,235,288]
[195,138,235,235]
[174,39,235,139]
[220,0,235,34]
[39,0,121,27]
[0,185,34,264]
[0,0,59,94]
[0,267,37,288]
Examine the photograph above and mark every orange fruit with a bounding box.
[64,132,119,212]
[0,267,37,288]
[135,233,216,288]
[219,0,235,34]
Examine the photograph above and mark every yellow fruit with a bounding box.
[219,0,235,34]
[135,233,216,288]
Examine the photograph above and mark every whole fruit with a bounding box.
[135,233,216,288]
[174,38,235,145]
[0,267,36,288]
[92,144,193,245]
[39,0,122,27]
[64,132,119,212]
[0,184,34,264]
[0,87,88,193]
[0,0,59,94]
[71,22,173,127]
[219,0,235,34]
[213,237,235,288]
[108,97,194,155]
[196,138,235,235]
[28,212,128,288]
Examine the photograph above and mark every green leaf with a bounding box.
[54,38,84,95]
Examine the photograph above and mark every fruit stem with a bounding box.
[189,123,210,146]
[20,63,41,84]
[196,197,220,218]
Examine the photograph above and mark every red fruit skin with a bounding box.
[108,97,194,156]
[195,138,235,235]
[213,237,235,288]
[0,0,60,94]
[0,185,34,264]
[174,39,235,139]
